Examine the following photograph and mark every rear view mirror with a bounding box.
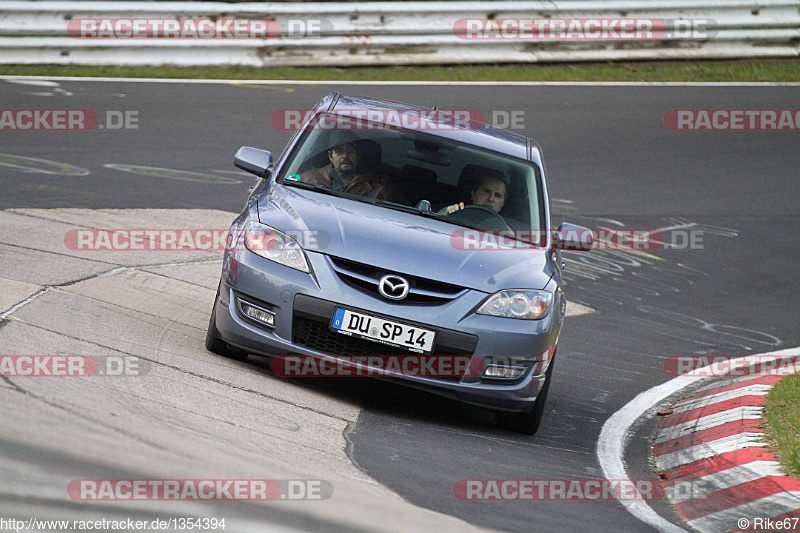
[554,222,593,251]
[234,146,273,179]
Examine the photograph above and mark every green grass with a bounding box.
[765,374,800,478]
[1,59,799,82]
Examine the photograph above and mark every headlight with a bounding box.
[243,220,311,273]
[477,289,552,320]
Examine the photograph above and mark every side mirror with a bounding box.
[234,146,273,179]
[553,222,593,251]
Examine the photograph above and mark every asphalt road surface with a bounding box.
[1,78,798,532]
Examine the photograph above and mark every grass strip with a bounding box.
[764,374,800,478]
[1,59,799,82]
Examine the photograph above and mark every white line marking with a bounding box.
[653,222,697,233]
[596,346,800,533]
[3,79,61,87]
[3,76,800,87]
[593,217,625,227]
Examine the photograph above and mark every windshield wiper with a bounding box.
[281,179,346,198]
[372,200,495,232]
[373,200,443,219]
[376,200,525,237]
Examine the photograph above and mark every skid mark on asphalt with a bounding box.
[561,212,779,354]
[635,306,782,351]
[0,153,89,176]
[0,151,248,185]
[104,164,242,184]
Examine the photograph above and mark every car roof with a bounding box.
[319,93,539,166]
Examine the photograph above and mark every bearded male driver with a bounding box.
[300,133,408,205]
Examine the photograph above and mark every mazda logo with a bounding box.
[378,274,410,301]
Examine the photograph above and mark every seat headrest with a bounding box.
[401,164,437,185]
[457,164,508,200]
[354,139,381,173]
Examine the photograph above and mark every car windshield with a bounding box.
[280,112,544,242]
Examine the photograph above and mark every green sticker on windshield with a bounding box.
[285,174,301,181]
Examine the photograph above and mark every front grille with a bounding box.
[328,256,466,304]
[292,295,478,382]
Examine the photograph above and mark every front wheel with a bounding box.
[495,357,555,435]
[206,291,249,362]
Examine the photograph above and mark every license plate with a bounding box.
[330,308,436,354]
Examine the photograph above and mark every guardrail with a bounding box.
[1,1,798,66]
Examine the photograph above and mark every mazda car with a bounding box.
[205,92,591,434]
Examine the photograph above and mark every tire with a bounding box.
[496,357,555,435]
[205,291,249,362]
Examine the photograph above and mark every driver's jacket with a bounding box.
[300,164,409,205]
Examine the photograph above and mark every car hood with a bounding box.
[257,185,554,293]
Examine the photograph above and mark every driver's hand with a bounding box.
[445,202,465,214]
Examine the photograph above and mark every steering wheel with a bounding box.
[446,204,511,231]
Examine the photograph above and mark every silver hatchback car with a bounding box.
[206,93,591,434]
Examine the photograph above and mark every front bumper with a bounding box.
[215,248,560,412]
